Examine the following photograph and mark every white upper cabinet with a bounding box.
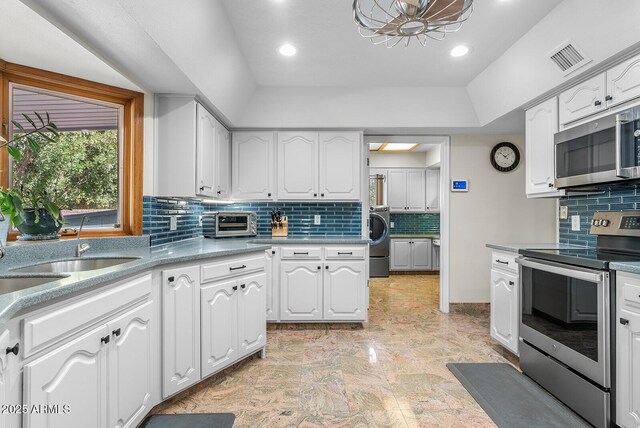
[278,132,319,200]
[559,74,607,125]
[156,96,229,199]
[232,132,275,200]
[216,124,231,199]
[388,169,426,212]
[196,104,216,198]
[607,54,640,109]
[319,132,361,200]
[525,98,565,198]
[425,168,440,212]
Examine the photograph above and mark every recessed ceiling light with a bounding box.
[450,45,470,57]
[279,44,297,57]
[381,143,418,152]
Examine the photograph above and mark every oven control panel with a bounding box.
[591,210,640,236]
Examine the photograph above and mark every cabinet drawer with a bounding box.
[201,254,265,283]
[22,273,152,358]
[491,252,518,273]
[324,247,366,260]
[280,247,322,260]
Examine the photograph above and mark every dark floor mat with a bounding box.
[447,363,590,428]
[139,413,235,428]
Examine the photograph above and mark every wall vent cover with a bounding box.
[548,40,591,76]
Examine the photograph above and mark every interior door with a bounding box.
[196,104,216,198]
[201,279,238,377]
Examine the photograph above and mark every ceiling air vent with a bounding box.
[548,40,591,76]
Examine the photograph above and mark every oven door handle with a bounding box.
[616,112,632,178]
[517,257,605,283]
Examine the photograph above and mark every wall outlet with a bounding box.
[314,215,321,225]
[198,215,203,227]
[571,215,580,231]
[560,206,568,220]
[170,216,178,231]
[390,222,395,228]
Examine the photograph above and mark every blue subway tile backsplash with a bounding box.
[389,213,440,235]
[559,184,640,248]
[143,196,362,246]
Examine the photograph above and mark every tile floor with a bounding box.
[157,274,514,427]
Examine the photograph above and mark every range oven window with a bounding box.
[218,215,249,232]
[521,266,599,362]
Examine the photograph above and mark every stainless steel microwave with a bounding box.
[202,212,257,238]
[555,105,640,188]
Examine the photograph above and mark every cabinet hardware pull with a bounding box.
[314,193,318,197]
[112,328,121,337]
[317,266,321,270]
[217,190,222,195]
[272,250,276,255]
[5,343,18,356]
[548,183,554,188]
[268,193,272,197]
[168,276,175,283]
[606,95,613,101]
[325,265,329,269]
[594,100,602,107]
[495,260,508,264]
[294,252,309,255]
[229,265,246,271]
[321,193,325,197]
[199,186,205,191]
[232,285,238,291]
[240,284,246,289]
[101,336,110,345]
[337,252,353,255]
[509,281,515,286]
[621,318,630,326]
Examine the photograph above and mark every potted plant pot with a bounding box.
[16,208,63,241]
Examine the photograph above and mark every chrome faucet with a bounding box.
[75,215,90,257]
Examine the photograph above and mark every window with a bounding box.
[0,59,144,238]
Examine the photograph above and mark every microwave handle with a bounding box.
[616,112,632,178]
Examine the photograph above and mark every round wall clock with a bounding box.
[490,142,520,172]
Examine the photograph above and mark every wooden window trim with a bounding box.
[0,59,144,240]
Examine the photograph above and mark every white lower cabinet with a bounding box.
[280,261,324,321]
[390,238,434,271]
[489,251,519,355]
[162,265,201,398]
[238,273,267,357]
[323,262,367,321]
[616,272,640,428]
[265,248,279,321]
[24,299,153,428]
[0,328,16,428]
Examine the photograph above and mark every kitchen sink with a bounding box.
[11,257,140,274]
[0,276,65,295]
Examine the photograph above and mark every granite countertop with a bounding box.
[390,234,440,239]
[0,235,370,327]
[610,262,640,274]
[485,243,587,254]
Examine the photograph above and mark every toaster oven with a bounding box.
[202,212,257,238]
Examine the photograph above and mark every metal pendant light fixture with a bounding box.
[353,0,474,47]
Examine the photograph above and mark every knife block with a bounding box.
[271,216,288,237]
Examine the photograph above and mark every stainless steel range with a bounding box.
[519,210,640,428]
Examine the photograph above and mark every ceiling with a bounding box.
[220,0,563,87]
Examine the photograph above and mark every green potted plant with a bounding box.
[0,113,63,242]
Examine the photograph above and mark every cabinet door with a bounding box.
[216,122,231,199]
[238,273,267,358]
[107,301,153,428]
[278,132,318,200]
[432,245,441,271]
[323,262,367,321]
[232,132,274,200]
[265,249,279,322]
[0,329,11,428]
[162,266,200,398]
[490,269,519,355]
[280,261,323,321]
[406,170,426,212]
[24,325,108,428]
[319,132,361,200]
[617,307,640,428]
[387,170,407,212]
[196,104,216,198]
[607,54,640,108]
[411,239,432,270]
[390,240,412,270]
[525,98,564,197]
[201,279,238,378]
[425,169,440,211]
[559,73,607,125]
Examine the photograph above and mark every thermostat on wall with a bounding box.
[451,179,469,192]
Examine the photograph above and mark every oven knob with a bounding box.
[552,344,557,351]
[592,219,601,227]
[601,219,610,227]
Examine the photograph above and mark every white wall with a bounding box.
[425,145,441,168]
[449,134,557,303]
[369,152,428,168]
